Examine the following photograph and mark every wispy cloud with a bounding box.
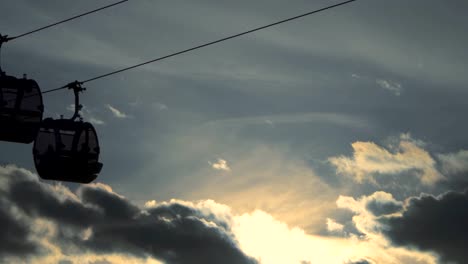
[206,112,370,130]
[265,119,274,126]
[106,104,130,119]
[88,117,105,126]
[129,100,168,111]
[376,79,403,96]
[153,102,168,111]
[437,150,468,175]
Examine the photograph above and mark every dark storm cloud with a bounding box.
[439,173,468,193]
[382,190,468,264]
[0,169,44,258]
[6,176,100,228]
[81,208,251,264]
[78,185,140,221]
[76,185,253,264]
[0,201,39,257]
[0,166,256,264]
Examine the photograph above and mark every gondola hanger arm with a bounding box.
[0,34,14,73]
[64,81,86,121]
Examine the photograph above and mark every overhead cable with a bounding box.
[3,0,129,42]
[41,0,358,94]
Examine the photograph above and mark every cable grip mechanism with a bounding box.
[0,34,13,44]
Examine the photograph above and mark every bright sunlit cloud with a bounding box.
[328,134,443,185]
[232,209,437,264]
[326,218,345,233]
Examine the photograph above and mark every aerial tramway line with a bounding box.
[0,0,358,183]
[0,0,130,183]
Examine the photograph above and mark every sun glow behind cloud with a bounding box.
[232,209,437,264]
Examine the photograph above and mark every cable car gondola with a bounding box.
[0,35,44,144]
[0,73,44,143]
[33,82,103,183]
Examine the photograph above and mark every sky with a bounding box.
[1,0,468,263]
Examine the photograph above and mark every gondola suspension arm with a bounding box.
[0,34,14,74]
[64,81,86,121]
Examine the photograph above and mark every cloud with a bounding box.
[153,102,168,111]
[326,218,344,233]
[129,100,168,111]
[336,192,440,264]
[376,79,403,96]
[0,165,441,264]
[338,190,468,264]
[345,260,374,264]
[0,201,39,257]
[88,118,106,126]
[210,159,231,172]
[205,112,371,130]
[437,150,468,175]
[365,195,403,217]
[382,190,468,264]
[0,166,255,264]
[233,210,436,264]
[329,134,444,185]
[337,191,403,236]
[106,104,130,119]
[144,200,157,208]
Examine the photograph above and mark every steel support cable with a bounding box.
[0,0,129,75]
[3,0,129,42]
[40,0,358,95]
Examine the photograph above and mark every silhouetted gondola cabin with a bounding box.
[0,73,44,143]
[33,118,103,183]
